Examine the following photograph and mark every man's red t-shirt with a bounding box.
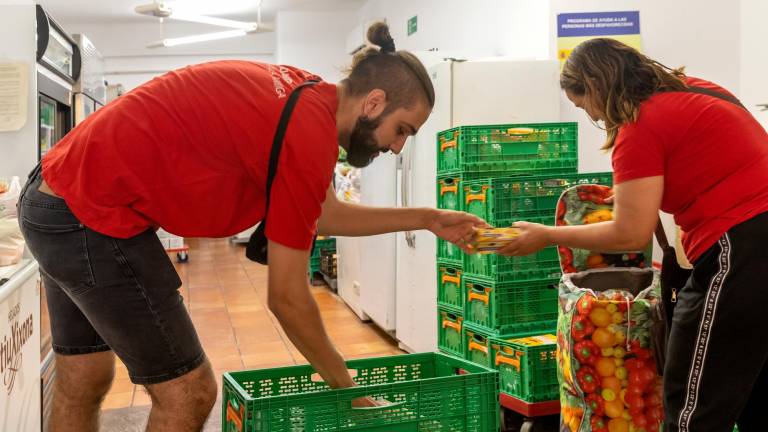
[612,77,768,262]
[42,60,339,250]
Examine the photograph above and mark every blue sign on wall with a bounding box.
[557,11,640,38]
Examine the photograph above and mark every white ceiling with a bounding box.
[37,0,365,23]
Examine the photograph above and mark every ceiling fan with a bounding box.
[135,0,274,48]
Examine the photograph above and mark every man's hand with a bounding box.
[426,209,489,253]
[495,221,552,256]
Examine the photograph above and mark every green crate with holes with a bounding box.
[437,264,464,311]
[222,352,499,432]
[464,276,559,334]
[462,172,613,227]
[438,307,465,358]
[463,213,562,283]
[437,176,463,211]
[490,333,559,402]
[436,123,579,177]
[464,323,496,368]
[437,238,463,266]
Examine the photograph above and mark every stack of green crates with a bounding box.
[309,237,336,277]
[435,122,615,404]
[436,123,578,359]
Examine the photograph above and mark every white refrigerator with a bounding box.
[395,59,562,353]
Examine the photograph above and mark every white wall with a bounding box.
[550,0,743,173]
[740,0,768,130]
[357,0,503,57]
[62,20,276,90]
[275,11,357,83]
[0,0,38,179]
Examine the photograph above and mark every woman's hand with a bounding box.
[495,221,553,256]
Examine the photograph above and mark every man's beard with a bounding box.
[345,115,384,168]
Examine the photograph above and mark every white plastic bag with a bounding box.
[0,176,21,220]
[0,218,24,266]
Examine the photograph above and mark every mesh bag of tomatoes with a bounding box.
[556,268,663,432]
[556,185,651,274]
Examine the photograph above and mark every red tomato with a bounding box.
[626,384,645,398]
[625,394,645,411]
[639,368,656,385]
[632,414,648,428]
[629,373,647,390]
[644,393,662,408]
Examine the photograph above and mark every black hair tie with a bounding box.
[380,37,396,54]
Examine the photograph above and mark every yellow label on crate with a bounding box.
[508,334,557,347]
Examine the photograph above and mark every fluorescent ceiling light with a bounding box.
[169,12,257,30]
[146,28,251,48]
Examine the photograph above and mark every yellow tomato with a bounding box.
[615,366,628,380]
[592,328,616,348]
[596,356,617,377]
[608,418,630,432]
[602,388,617,402]
[613,347,627,359]
[614,358,624,366]
[602,376,622,393]
[620,389,628,405]
[589,308,613,327]
[606,303,618,314]
[612,312,625,324]
[605,399,624,419]
[602,347,615,357]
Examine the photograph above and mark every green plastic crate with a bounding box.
[463,214,561,283]
[437,264,463,311]
[438,307,464,358]
[437,239,463,266]
[437,176,462,211]
[490,333,558,402]
[464,323,495,368]
[222,352,499,432]
[312,237,337,259]
[464,276,559,334]
[463,172,613,227]
[436,123,579,177]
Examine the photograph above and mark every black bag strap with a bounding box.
[262,80,318,226]
[655,218,671,250]
[655,85,746,246]
[683,86,746,110]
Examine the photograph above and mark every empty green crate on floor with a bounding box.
[437,176,462,211]
[464,276,559,334]
[464,323,495,368]
[438,307,464,358]
[437,238,464,265]
[222,352,499,432]
[436,123,579,177]
[438,264,464,311]
[491,334,558,402]
[463,172,613,227]
[464,214,562,282]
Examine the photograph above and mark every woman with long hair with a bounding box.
[499,38,768,432]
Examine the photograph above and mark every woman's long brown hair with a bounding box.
[560,38,687,150]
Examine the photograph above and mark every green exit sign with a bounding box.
[407,15,417,36]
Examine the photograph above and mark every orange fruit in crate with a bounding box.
[592,328,616,348]
[589,308,612,328]
[595,357,617,377]
[607,418,630,432]
[605,399,625,419]
[602,376,622,393]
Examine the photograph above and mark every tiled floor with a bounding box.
[102,238,403,410]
